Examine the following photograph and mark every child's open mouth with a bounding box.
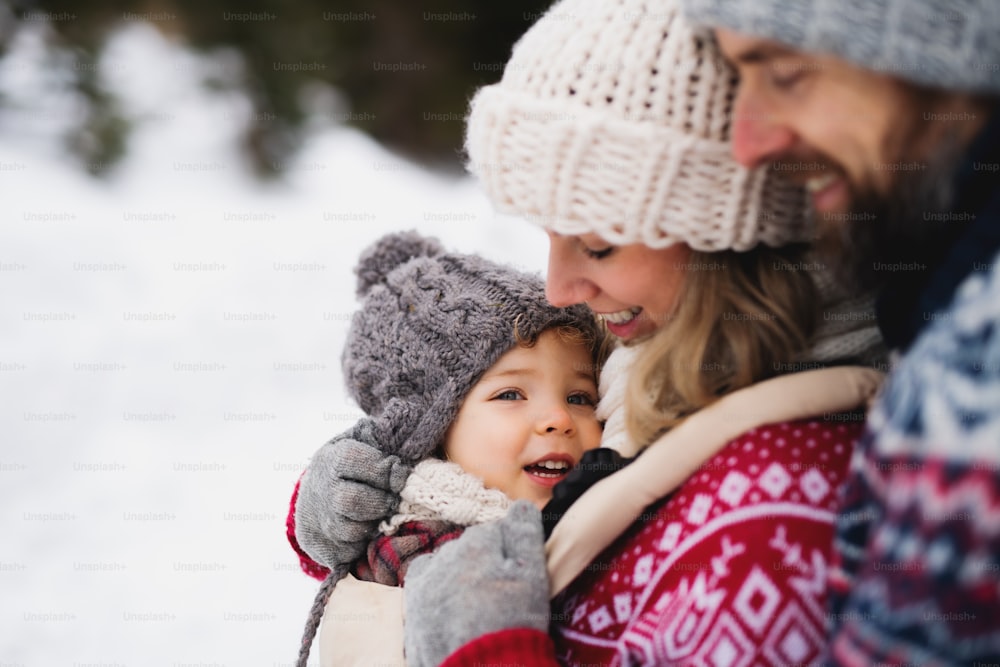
[524,456,574,487]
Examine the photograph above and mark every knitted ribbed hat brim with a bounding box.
[468,87,810,251]
[465,0,813,252]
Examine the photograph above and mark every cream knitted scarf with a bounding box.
[380,459,512,535]
[594,343,644,457]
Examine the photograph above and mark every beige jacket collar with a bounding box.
[546,366,884,596]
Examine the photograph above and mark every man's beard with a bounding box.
[814,126,966,293]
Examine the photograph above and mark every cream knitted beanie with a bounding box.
[466,0,810,251]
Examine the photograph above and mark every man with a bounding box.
[680,0,1000,664]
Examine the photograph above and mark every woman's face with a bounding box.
[545,232,691,341]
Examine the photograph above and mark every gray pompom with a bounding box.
[355,231,445,297]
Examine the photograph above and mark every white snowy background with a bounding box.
[2,23,547,667]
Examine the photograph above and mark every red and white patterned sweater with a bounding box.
[443,417,864,667]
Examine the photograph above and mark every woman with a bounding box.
[289,0,886,665]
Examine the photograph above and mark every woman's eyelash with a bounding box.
[583,246,614,260]
[772,73,803,89]
[768,64,807,90]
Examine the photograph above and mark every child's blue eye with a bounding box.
[568,393,596,406]
[494,389,523,401]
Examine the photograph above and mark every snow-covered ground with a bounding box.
[2,24,546,666]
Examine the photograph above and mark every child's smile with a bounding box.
[523,453,575,488]
[444,329,603,508]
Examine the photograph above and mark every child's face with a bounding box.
[443,328,603,509]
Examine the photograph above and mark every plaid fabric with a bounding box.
[286,473,466,586]
[353,519,464,587]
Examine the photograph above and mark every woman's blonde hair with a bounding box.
[626,244,819,447]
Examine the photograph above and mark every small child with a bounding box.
[290,231,606,667]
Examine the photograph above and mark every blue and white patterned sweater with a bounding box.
[827,112,1000,666]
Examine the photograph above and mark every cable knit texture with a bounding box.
[381,460,512,535]
[343,231,600,464]
[465,0,810,251]
[681,0,1000,95]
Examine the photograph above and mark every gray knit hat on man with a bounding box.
[681,0,1000,94]
[344,230,601,464]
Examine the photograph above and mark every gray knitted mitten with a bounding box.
[403,501,550,667]
[295,418,412,569]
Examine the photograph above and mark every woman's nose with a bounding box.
[546,240,599,307]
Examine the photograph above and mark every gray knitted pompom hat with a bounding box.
[681,0,1000,94]
[342,230,602,464]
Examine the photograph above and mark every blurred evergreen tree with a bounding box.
[2,0,550,176]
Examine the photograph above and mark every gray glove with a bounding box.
[403,501,550,667]
[294,419,412,569]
